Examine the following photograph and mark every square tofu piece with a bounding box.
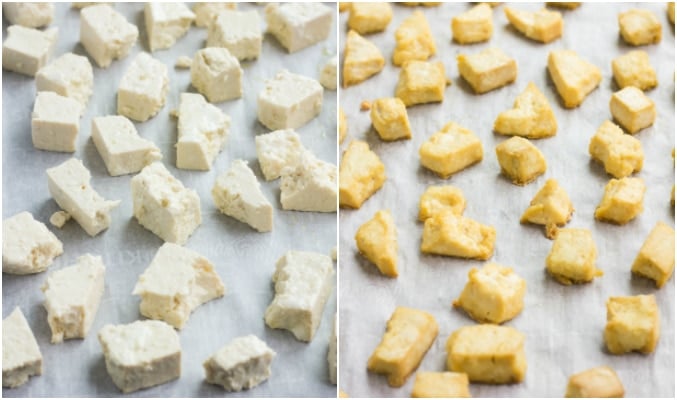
[604,294,660,354]
[589,120,644,178]
[257,70,323,130]
[133,243,225,329]
[546,228,602,285]
[367,307,439,387]
[612,50,657,90]
[412,372,471,398]
[3,3,53,28]
[212,160,273,232]
[117,53,168,122]
[355,210,398,277]
[418,186,466,221]
[2,25,57,77]
[2,308,43,388]
[565,366,625,398]
[457,47,517,94]
[92,115,162,176]
[495,136,547,185]
[36,52,93,110]
[494,82,558,139]
[618,9,662,46]
[99,320,181,393]
[42,254,105,343]
[339,140,386,209]
[421,213,496,260]
[193,2,237,27]
[320,56,337,90]
[280,153,338,213]
[419,122,483,179]
[348,2,392,34]
[631,222,675,288]
[594,177,645,224]
[370,98,412,141]
[255,129,307,181]
[453,263,526,324]
[446,324,526,383]
[2,211,63,275]
[47,158,121,237]
[504,7,563,43]
[145,3,195,52]
[191,47,242,103]
[204,335,276,391]
[395,60,446,107]
[452,3,493,44]
[328,315,337,384]
[609,86,656,134]
[521,178,573,239]
[264,251,334,342]
[207,10,262,61]
[176,92,230,170]
[31,91,81,153]
[265,3,332,53]
[393,11,436,66]
[342,30,385,87]
[80,5,138,68]
[548,50,601,108]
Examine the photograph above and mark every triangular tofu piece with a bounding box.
[280,153,337,213]
[421,213,496,260]
[521,178,573,239]
[343,30,385,87]
[494,82,558,139]
[177,93,230,171]
[504,7,562,43]
[355,210,398,277]
[393,10,436,66]
[547,50,601,108]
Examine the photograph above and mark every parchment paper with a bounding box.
[2,2,337,397]
[338,2,674,397]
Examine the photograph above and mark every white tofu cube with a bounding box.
[80,4,138,68]
[2,308,43,388]
[145,3,195,52]
[203,335,276,391]
[207,10,262,61]
[31,91,81,153]
[193,2,237,27]
[176,92,230,170]
[2,25,57,77]
[2,3,54,28]
[36,52,93,111]
[117,52,168,122]
[2,211,63,275]
[191,47,242,103]
[280,153,338,213]
[257,70,323,130]
[320,56,338,90]
[255,129,307,181]
[265,3,332,53]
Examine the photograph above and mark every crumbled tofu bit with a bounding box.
[175,56,192,69]
[360,100,371,111]
[49,211,71,229]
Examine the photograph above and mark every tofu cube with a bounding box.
[80,5,138,68]
[495,136,547,185]
[457,47,517,94]
[265,3,332,53]
[393,11,436,66]
[145,3,195,52]
[504,7,563,43]
[631,222,675,288]
[565,366,625,398]
[257,70,323,130]
[588,120,644,178]
[618,9,662,46]
[494,82,558,139]
[255,129,307,181]
[367,307,439,387]
[36,52,93,110]
[421,213,496,260]
[348,2,392,34]
[612,50,657,90]
[548,50,601,108]
[370,98,412,141]
[546,228,602,285]
[419,122,483,179]
[411,372,471,398]
[604,294,660,354]
[207,10,262,61]
[203,335,276,391]
[320,55,338,90]
[41,254,105,343]
[98,320,181,393]
[342,30,385,87]
[191,47,242,103]
[2,25,57,77]
[2,211,63,275]
[451,3,493,44]
[193,2,237,28]
[2,308,43,388]
[31,91,81,153]
[280,153,338,213]
[395,60,446,107]
[594,177,645,224]
[117,53,168,122]
[521,178,574,239]
[328,315,337,385]
[418,185,466,221]
[176,93,230,170]
[339,140,386,209]
[3,3,53,28]
[609,86,656,134]
[355,210,398,277]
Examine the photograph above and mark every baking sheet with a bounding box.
[338,2,674,397]
[2,2,337,397]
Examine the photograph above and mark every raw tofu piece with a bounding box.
[31,91,81,153]
[342,30,385,87]
[255,129,307,181]
[411,372,471,398]
[546,228,603,285]
[36,52,93,110]
[355,210,398,277]
[264,251,334,342]
[452,3,493,44]
[494,82,558,139]
[594,177,645,224]
[207,10,262,61]
[339,140,386,209]
[98,320,181,393]
[618,9,662,46]
[495,136,547,185]
[117,53,169,122]
[145,3,195,52]
[212,160,273,232]
[418,186,466,221]
[547,50,601,108]
[80,5,138,68]
[339,108,347,143]
[504,7,563,43]
[419,122,483,179]
[631,222,675,288]
[328,315,337,384]
[2,308,42,388]
[130,163,202,244]
[2,211,63,275]
[612,50,657,90]
[609,86,656,134]
[280,153,338,213]
[421,213,496,260]
[453,263,526,324]
[393,11,436,66]
[3,3,53,28]
[191,47,243,103]
[457,47,517,94]
[46,158,120,236]
[370,97,412,141]
[193,2,237,27]
[367,307,438,387]
[133,243,225,329]
[41,254,105,343]
[257,70,323,130]
[604,294,659,354]
[265,3,332,53]
[588,120,644,178]
[446,324,526,384]
[348,2,392,34]
[176,92,230,170]
[520,178,573,239]
[49,211,71,229]
[565,366,625,398]
[395,60,446,107]
[2,25,57,77]
[320,56,338,90]
[204,335,275,391]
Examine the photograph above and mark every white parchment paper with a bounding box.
[338,2,674,397]
[2,2,337,397]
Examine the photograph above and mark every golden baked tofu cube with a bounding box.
[521,178,574,239]
[393,11,436,66]
[547,50,601,108]
[446,324,526,384]
[594,177,645,224]
[421,213,496,260]
[342,30,385,87]
[418,185,466,221]
[618,9,662,46]
[604,294,660,354]
[546,2,581,9]
[370,98,412,141]
[494,82,558,139]
[395,61,446,107]
[504,7,563,43]
[453,263,526,324]
[339,140,386,209]
[451,3,493,44]
[631,221,675,288]
[355,210,398,277]
[669,3,675,24]
[339,107,347,143]
[612,50,657,91]
[457,47,517,94]
[565,366,625,398]
[495,137,547,185]
[411,372,471,398]
[367,307,439,387]
[545,228,603,285]
[588,120,644,178]
[419,122,483,179]
[609,86,656,134]
[348,2,392,35]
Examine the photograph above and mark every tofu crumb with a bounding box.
[175,56,192,69]
[360,100,371,111]
[169,109,179,118]
[49,210,71,229]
